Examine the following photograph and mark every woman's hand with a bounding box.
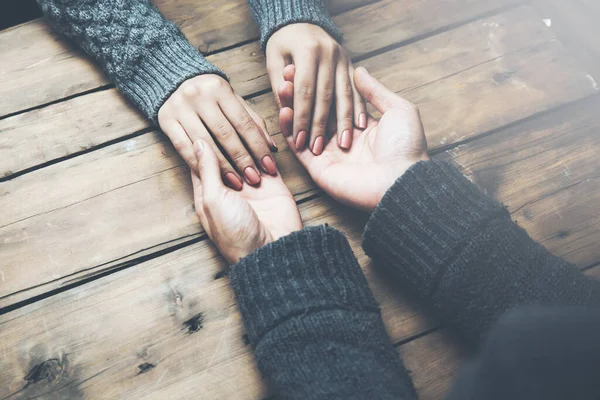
[159,74,278,190]
[278,66,429,213]
[266,24,366,155]
[191,139,303,264]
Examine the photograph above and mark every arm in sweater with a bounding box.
[363,160,600,344]
[36,0,226,121]
[246,0,343,48]
[230,226,416,399]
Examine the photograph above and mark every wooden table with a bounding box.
[1,0,600,398]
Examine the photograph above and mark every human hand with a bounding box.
[158,74,278,190]
[191,139,303,264]
[266,23,366,155]
[278,66,429,213]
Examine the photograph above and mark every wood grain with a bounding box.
[0,0,521,178]
[1,7,597,308]
[440,95,600,268]
[0,0,375,118]
[0,196,434,399]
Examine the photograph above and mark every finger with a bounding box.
[190,171,211,236]
[235,93,278,153]
[178,112,243,190]
[278,80,294,109]
[283,64,295,83]
[354,66,412,113]
[194,139,225,195]
[293,56,318,151]
[160,119,198,171]
[350,65,368,130]
[280,107,294,142]
[309,60,336,155]
[199,104,262,185]
[220,95,278,176]
[266,53,287,109]
[335,61,354,149]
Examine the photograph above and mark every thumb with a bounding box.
[194,140,225,191]
[354,66,412,114]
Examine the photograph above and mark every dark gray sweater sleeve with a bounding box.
[363,160,600,344]
[37,0,226,122]
[230,226,416,399]
[247,0,343,49]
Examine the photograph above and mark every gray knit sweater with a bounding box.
[37,0,340,122]
[231,160,600,399]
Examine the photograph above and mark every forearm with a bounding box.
[231,226,416,399]
[37,0,225,121]
[363,160,600,344]
[247,0,342,48]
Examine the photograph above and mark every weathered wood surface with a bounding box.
[0,0,521,178]
[0,196,436,399]
[532,0,600,82]
[442,95,600,268]
[1,6,597,309]
[0,0,376,118]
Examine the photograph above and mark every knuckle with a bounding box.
[312,117,328,129]
[298,84,314,99]
[320,86,334,102]
[237,114,256,133]
[180,80,200,98]
[213,124,233,140]
[231,151,253,166]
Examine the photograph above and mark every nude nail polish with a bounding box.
[312,136,324,156]
[244,167,261,185]
[295,130,307,150]
[358,113,367,129]
[262,155,277,175]
[224,172,243,190]
[340,130,352,149]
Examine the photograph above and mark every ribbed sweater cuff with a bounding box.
[248,0,343,49]
[362,160,508,299]
[231,225,379,346]
[116,35,228,123]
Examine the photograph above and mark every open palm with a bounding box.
[192,141,302,264]
[279,67,428,212]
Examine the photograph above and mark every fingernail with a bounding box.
[224,172,243,191]
[271,140,279,152]
[244,167,261,185]
[358,113,367,129]
[340,130,352,149]
[295,130,307,150]
[358,66,369,75]
[194,140,204,157]
[312,136,324,156]
[262,155,278,175]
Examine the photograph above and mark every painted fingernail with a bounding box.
[312,136,324,156]
[295,130,307,150]
[358,113,367,129]
[224,172,243,191]
[340,130,352,149]
[262,155,278,175]
[244,167,261,185]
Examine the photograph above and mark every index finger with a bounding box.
[354,66,413,113]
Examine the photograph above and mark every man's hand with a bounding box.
[278,66,429,213]
[192,139,303,264]
[159,74,278,190]
[266,24,366,155]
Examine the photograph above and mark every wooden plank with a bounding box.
[531,0,600,81]
[1,7,597,307]
[0,0,376,118]
[0,0,521,178]
[0,196,434,399]
[440,95,600,267]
